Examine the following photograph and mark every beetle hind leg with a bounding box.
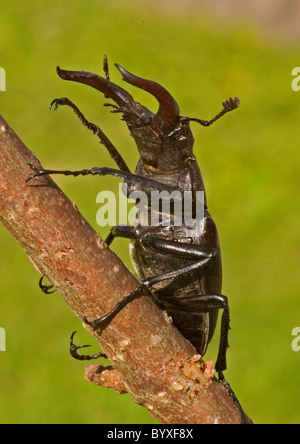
[160,293,230,373]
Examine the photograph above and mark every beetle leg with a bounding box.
[164,294,248,424]
[138,236,230,371]
[39,275,56,295]
[218,374,251,424]
[84,284,150,330]
[161,293,229,373]
[26,164,181,194]
[140,235,217,260]
[84,256,213,331]
[50,97,130,173]
[84,237,216,329]
[105,225,135,246]
[70,331,107,361]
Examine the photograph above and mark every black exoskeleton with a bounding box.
[27,56,240,382]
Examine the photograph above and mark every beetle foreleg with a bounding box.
[50,97,130,173]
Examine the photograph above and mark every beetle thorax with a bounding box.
[129,118,195,172]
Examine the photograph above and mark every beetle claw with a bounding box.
[70,331,107,361]
[26,164,48,182]
[39,275,56,294]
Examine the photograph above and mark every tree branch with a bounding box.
[0,114,252,424]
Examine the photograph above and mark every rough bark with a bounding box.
[0,115,252,424]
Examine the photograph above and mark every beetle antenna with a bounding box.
[103,54,110,81]
[184,97,240,127]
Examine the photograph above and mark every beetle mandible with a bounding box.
[27,56,240,383]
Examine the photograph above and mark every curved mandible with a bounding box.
[56,66,139,115]
[115,64,180,130]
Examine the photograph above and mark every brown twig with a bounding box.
[0,115,252,424]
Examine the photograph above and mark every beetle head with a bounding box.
[56,60,195,172]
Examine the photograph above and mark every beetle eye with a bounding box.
[175,134,188,148]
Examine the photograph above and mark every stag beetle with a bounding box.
[27,56,240,383]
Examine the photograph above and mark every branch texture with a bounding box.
[0,115,252,424]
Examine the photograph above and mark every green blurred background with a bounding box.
[0,0,299,424]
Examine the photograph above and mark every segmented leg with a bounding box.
[218,373,251,424]
[26,164,181,195]
[69,331,107,361]
[50,97,130,173]
[84,254,214,330]
[161,293,229,373]
[104,225,135,246]
[39,275,56,294]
